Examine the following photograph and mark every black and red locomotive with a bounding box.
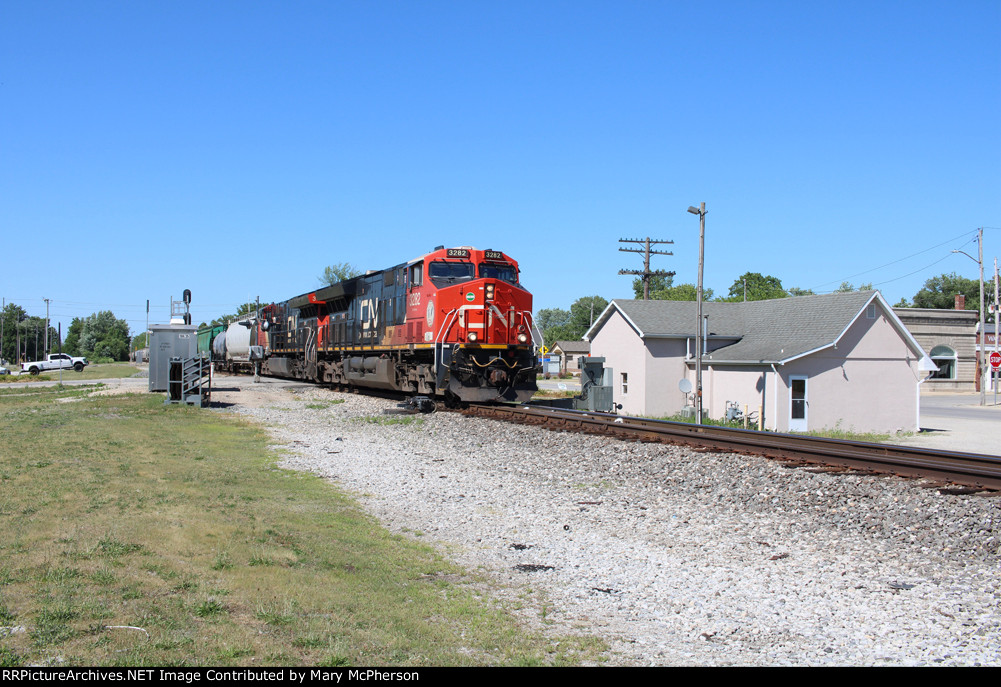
[222,246,539,405]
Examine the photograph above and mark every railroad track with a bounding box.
[461,403,1001,493]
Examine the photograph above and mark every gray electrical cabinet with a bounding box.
[576,357,614,412]
[530,356,616,413]
[148,324,198,392]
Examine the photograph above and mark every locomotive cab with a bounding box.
[411,247,538,403]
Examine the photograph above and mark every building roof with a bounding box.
[892,307,980,324]
[585,291,927,365]
[552,340,590,354]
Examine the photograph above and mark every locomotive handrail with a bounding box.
[487,303,512,333]
[435,308,460,345]
[434,308,460,374]
[520,310,542,351]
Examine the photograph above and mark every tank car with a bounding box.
[252,246,539,404]
[197,320,265,373]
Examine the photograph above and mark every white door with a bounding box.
[789,376,808,432]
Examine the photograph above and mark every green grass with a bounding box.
[793,426,906,443]
[304,400,346,409]
[655,412,749,428]
[0,383,105,398]
[0,385,603,666]
[0,362,140,384]
[656,412,906,443]
[531,390,579,399]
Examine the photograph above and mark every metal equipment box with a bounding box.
[148,324,198,392]
[577,357,614,412]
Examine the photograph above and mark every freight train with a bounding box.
[200,246,540,405]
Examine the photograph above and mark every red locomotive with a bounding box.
[249,246,539,405]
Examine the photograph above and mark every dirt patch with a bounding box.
[208,374,311,409]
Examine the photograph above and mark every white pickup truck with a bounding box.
[22,354,89,375]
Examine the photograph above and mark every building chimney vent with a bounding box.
[955,294,966,310]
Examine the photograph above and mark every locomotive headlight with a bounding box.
[517,333,528,343]
[485,283,495,300]
[467,332,478,342]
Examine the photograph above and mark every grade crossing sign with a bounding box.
[990,351,1001,370]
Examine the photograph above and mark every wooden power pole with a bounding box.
[618,237,675,300]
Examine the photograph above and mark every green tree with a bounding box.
[534,308,570,344]
[1,303,27,363]
[319,262,362,286]
[542,296,608,346]
[722,272,787,302]
[835,281,874,292]
[631,274,675,299]
[209,303,259,328]
[10,316,58,362]
[74,311,131,361]
[633,273,714,301]
[63,317,84,356]
[912,273,981,312]
[652,283,714,301]
[787,287,816,297]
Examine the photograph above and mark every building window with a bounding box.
[621,372,628,395]
[866,303,877,319]
[929,345,957,380]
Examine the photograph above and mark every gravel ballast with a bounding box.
[226,381,1001,666]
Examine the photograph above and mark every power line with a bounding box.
[867,254,956,287]
[809,229,979,291]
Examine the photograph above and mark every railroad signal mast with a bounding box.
[618,237,675,300]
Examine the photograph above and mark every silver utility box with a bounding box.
[148,324,198,392]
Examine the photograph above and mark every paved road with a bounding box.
[898,392,1001,456]
[536,378,582,392]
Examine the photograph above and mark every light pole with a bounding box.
[688,202,706,424]
[952,226,985,406]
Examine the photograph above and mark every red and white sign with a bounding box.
[990,351,1001,370]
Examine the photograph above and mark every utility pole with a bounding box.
[952,228,986,406]
[43,298,50,355]
[618,237,675,300]
[994,256,999,403]
[979,228,985,407]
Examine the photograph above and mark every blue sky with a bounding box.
[2,1,999,339]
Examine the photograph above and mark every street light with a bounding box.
[688,202,706,424]
[952,227,985,406]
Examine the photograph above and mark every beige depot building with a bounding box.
[585,291,935,434]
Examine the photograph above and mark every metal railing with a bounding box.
[166,356,211,408]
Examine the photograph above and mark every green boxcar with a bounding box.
[197,325,226,359]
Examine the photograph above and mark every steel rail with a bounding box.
[461,404,1001,492]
